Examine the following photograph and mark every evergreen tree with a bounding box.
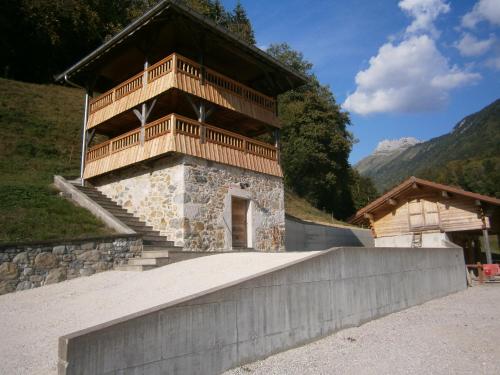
[267,43,356,219]
[228,1,256,45]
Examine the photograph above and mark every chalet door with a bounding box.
[408,199,440,230]
[232,197,248,248]
[423,201,440,227]
[408,199,424,229]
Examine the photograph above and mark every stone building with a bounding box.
[55,1,306,252]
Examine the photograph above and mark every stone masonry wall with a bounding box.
[183,156,285,251]
[95,156,184,246]
[93,154,285,252]
[0,235,142,295]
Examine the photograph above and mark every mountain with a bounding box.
[356,137,421,177]
[355,99,500,197]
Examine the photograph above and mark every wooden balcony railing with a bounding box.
[88,53,277,117]
[86,114,278,163]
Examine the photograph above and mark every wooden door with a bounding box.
[408,199,424,229]
[232,197,248,248]
[423,200,440,227]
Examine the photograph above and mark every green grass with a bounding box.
[285,190,352,228]
[0,78,113,243]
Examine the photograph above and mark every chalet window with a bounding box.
[408,199,440,230]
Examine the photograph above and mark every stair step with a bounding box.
[115,264,156,272]
[128,258,159,266]
[142,250,170,258]
[144,240,175,247]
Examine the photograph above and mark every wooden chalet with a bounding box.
[55,0,306,181]
[349,177,500,264]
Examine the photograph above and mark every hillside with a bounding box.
[356,99,500,197]
[0,78,114,243]
[0,78,348,243]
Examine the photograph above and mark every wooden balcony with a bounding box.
[87,53,278,130]
[84,114,282,179]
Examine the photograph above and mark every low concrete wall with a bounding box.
[285,215,373,250]
[0,235,142,295]
[58,246,466,375]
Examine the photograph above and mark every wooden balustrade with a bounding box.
[86,141,110,162]
[86,114,278,164]
[148,56,174,83]
[144,116,172,140]
[87,53,276,116]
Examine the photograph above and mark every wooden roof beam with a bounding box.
[387,198,397,206]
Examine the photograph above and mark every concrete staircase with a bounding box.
[72,184,180,271]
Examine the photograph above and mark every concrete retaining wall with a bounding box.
[59,246,465,375]
[285,216,373,250]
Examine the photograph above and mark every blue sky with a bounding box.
[222,0,500,163]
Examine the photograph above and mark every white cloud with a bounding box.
[455,33,496,56]
[343,35,481,115]
[486,56,500,70]
[462,0,500,28]
[398,0,450,37]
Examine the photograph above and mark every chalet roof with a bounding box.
[349,176,500,225]
[54,0,307,96]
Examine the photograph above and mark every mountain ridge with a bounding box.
[355,99,500,197]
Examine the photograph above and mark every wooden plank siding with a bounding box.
[83,114,282,179]
[87,53,278,130]
[372,195,490,238]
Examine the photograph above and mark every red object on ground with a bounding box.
[483,264,500,277]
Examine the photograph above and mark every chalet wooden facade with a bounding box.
[55,1,306,252]
[349,177,500,264]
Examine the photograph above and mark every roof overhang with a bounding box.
[54,0,307,96]
[349,176,500,225]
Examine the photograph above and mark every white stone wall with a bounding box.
[93,155,285,251]
[95,156,185,246]
[374,232,450,248]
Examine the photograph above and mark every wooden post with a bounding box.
[171,114,176,136]
[199,101,206,144]
[477,262,484,284]
[79,92,90,186]
[139,60,149,145]
[483,229,493,264]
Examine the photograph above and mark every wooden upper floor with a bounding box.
[84,113,281,179]
[87,53,279,130]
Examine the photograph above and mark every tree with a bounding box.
[267,43,356,219]
[228,1,256,45]
[349,170,379,211]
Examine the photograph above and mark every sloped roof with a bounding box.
[349,176,500,224]
[55,0,307,95]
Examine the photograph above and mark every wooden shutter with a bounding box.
[408,199,424,229]
[423,200,440,227]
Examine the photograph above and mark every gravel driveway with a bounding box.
[225,284,500,375]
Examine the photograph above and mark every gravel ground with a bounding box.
[0,251,317,375]
[225,284,500,375]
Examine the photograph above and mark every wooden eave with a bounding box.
[349,176,500,225]
[54,0,307,96]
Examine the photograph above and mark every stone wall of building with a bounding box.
[0,235,142,295]
[183,156,285,251]
[95,156,185,246]
[93,154,285,252]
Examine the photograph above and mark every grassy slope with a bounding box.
[0,78,349,243]
[285,190,353,228]
[0,78,112,243]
